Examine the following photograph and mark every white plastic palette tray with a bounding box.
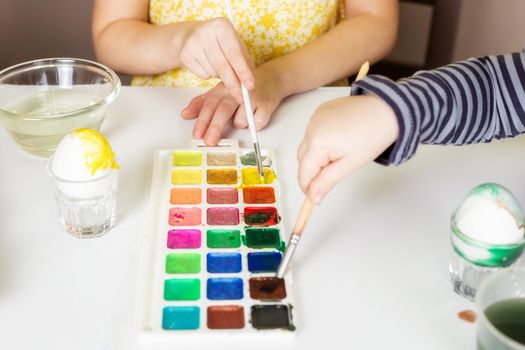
[136,139,296,344]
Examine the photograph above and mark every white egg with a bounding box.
[49,128,119,199]
[52,133,109,181]
[457,194,524,245]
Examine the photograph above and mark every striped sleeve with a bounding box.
[350,50,525,166]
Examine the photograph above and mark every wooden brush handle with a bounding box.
[292,197,313,235]
[355,61,370,82]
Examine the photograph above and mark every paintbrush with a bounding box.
[224,0,265,180]
[276,61,370,279]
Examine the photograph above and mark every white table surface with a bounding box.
[2,86,524,350]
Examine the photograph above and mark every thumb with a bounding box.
[307,158,356,205]
[253,107,270,130]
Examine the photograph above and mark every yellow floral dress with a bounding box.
[132,0,345,87]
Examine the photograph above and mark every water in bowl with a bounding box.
[1,89,107,157]
[483,298,525,346]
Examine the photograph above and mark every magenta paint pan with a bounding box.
[138,139,296,343]
[167,229,201,249]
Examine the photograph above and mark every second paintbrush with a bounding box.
[276,61,370,278]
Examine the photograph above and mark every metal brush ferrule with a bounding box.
[276,234,301,279]
[253,142,264,178]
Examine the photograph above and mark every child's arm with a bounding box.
[264,0,398,99]
[92,0,254,103]
[299,50,525,203]
[182,0,398,146]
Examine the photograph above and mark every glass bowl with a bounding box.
[0,58,120,157]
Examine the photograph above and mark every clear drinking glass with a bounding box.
[449,183,525,301]
[48,157,119,238]
[476,267,525,350]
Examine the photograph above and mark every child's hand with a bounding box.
[181,65,285,146]
[298,95,399,204]
[180,18,255,103]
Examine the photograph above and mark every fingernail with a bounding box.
[312,190,323,205]
[244,79,254,89]
[206,137,218,147]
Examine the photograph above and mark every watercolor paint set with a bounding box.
[136,139,296,344]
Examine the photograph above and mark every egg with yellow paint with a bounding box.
[51,128,119,182]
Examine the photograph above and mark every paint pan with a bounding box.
[207,207,240,225]
[173,151,202,166]
[245,228,281,249]
[138,139,296,343]
[207,168,238,185]
[243,187,275,204]
[244,207,280,226]
[207,151,237,166]
[170,188,202,204]
[249,277,287,300]
[207,187,238,204]
[207,305,245,329]
[251,305,295,330]
[172,169,202,185]
[242,167,275,185]
[168,207,201,226]
[240,150,271,167]
[167,229,201,249]
[206,229,241,248]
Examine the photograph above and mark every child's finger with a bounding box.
[203,96,238,146]
[297,145,329,195]
[297,140,307,162]
[195,47,215,78]
[204,36,242,100]
[186,56,210,80]
[253,107,270,130]
[218,29,255,90]
[307,158,355,205]
[182,95,206,119]
[183,40,211,78]
[232,107,248,129]
[193,95,222,139]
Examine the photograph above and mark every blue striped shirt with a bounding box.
[351,50,525,165]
